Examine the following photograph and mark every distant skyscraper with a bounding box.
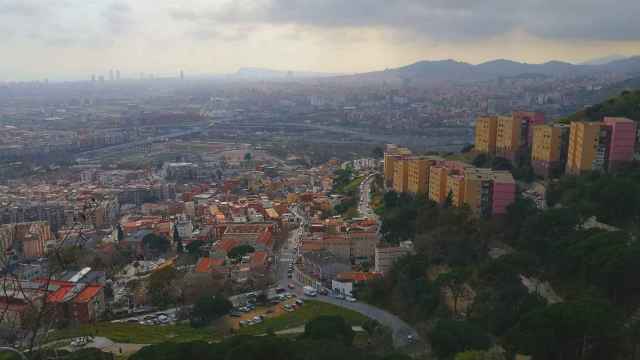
[116,70,120,80]
[91,74,96,82]
[109,69,114,81]
[180,70,184,80]
[98,75,105,83]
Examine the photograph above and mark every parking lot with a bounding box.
[229,290,305,329]
[112,311,178,326]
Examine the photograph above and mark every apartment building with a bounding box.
[513,111,546,147]
[446,174,466,207]
[463,168,515,217]
[0,222,53,260]
[383,144,411,187]
[428,166,449,204]
[374,241,414,274]
[496,115,522,161]
[477,112,545,161]
[475,116,498,153]
[392,158,410,193]
[604,117,637,171]
[531,124,570,178]
[566,122,610,175]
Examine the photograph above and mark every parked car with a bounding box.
[288,283,295,289]
[345,296,357,302]
[239,320,248,327]
[295,299,304,306]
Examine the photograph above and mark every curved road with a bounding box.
[277,207,418,348]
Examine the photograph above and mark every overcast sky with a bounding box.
[1,0,640,81]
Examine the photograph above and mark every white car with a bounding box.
[345,296,357,302]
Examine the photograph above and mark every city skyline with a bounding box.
[1,0,640,81]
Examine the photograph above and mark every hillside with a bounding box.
[563,88,640,122]
[333,56,640,86]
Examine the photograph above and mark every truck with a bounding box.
[303,286,317,297]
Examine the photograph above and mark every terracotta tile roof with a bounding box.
[250,251,268,268]
[195,257,225,273]
[257,231,273,248]
[217,239,240,253]
[74,285,103,303]
[336,272,382,282]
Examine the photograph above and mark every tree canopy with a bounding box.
[189,295,233,328]
[228,244,255,259]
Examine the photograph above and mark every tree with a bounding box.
[460,144,474,153]
[490,157,512,171]
[454,348,505,360]
[142,233,170,254]
[372,146,384,158]
[507,297,623,360]
[472,153,490,168]
[173,224,183,253]
[147,267,180,308]
[436,269,468,315]
[189,295,232,328]
[431,320,491,359]
[443,190,454,209]
[228,245,255,259]
[186,240,204,256]
[244,152,252,161]
[116,224,124,242]
[304,315,355,346]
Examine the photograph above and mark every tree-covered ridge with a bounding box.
[357,165,640,359]
[129,316,411,360]
[562,89,640,123]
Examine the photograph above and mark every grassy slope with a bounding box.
[237,300,368,336]
[48,301,367,344]
[47,323,220,345]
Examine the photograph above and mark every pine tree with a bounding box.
[173,224,184,253]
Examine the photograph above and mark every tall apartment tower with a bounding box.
[531,124,570,178]
[496,115,522,161]
[446,174,465,207]
[392,159,410,193]
[463,168,515,217]
[475,116,498,154]
[604,117,637,172]
[383,144,411,188]
[428,166,449,204]
[513,111,545,147]
[565,122,608,175]
[407,156,441,195]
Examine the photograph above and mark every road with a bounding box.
[358,173,378,220]
[75,127,205,159]
[275,205,418,348]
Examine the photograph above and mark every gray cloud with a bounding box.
[103,2,134,35]
[169,0,640,42]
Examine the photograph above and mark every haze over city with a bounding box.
[2,2,640,360]
[2,0,640,80]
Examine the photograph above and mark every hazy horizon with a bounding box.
[2,0,640,81]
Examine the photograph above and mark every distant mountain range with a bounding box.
[580,55,631,66]
[329,56,640,86]
[230,56,640,84]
